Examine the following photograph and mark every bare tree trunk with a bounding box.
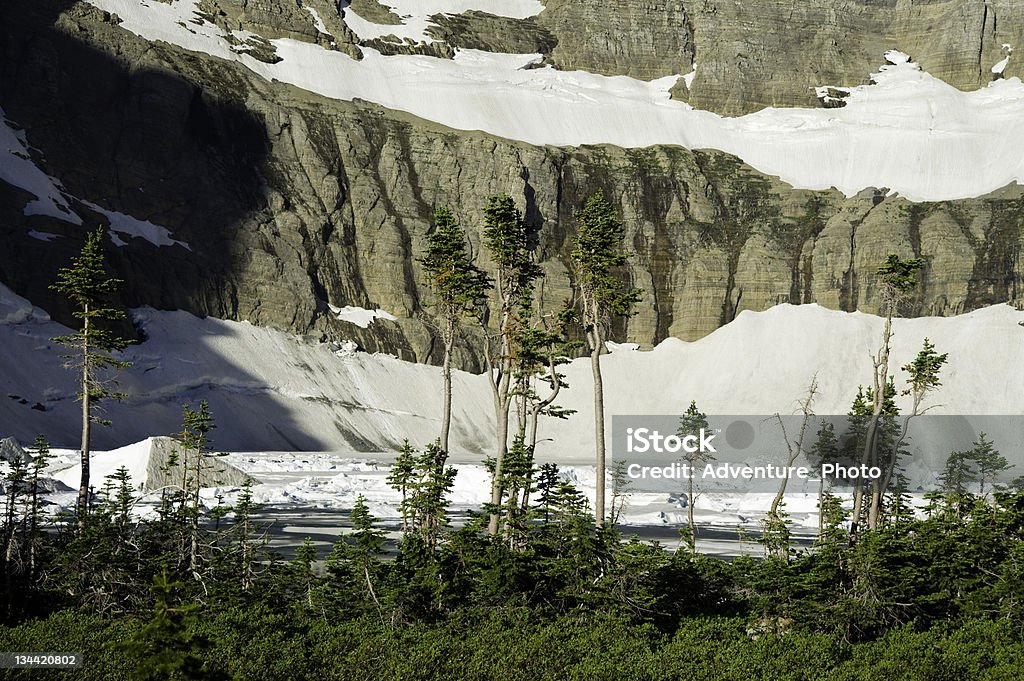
[851,313,892,537]
[440,321,454,456]
[591,325,607,528]
[520,355,562,516]
[485,332,512,535]
[687,475,695,536]
[817,475,825,536]
[767,379,817,558]
[78,309,92,529]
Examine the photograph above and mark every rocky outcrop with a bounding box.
[198,0,364,58]
[143,437,251,490]
[426,11,556,56]
[0,1,1022,371]
[537,0,695,81]
[686,0,1024,115]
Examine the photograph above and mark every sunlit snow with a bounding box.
[327,304,398,328]
[82,0,1024,202]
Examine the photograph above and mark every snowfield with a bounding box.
[72,0,1024,202]
[4,282,1024,455]
[2,282,1023,530]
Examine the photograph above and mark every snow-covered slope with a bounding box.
[7,281,1021,531]
[2,282,1023,457]
[82,0,1024,201]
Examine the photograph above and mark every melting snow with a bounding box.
[3,283,1022,528]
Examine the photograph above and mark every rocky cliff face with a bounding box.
[1,1,1022,371]
[686,0,1024,115]
[403,0,1024,115]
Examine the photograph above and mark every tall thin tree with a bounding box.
[677,401,712,542]
[851,254,923,536]
[50,228,132,528]
[420,206,490,455]
[480,195,541,535]
[570,191,641,527]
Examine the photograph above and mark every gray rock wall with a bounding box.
[0,1,1022,371]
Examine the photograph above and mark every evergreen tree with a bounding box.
[387,439,417,533]
[900,338,948,414]
[120,570,225,681]
[325,495,386,620]
[864,338,948,529]
[480,194,542,535]
[230,479,260,593]
[2,450,28,612]
[178,401,217,574]
[852,254,923,535]
[569,190,641,527]
[50,228,133,528]
[420,206,490,455]
[971,433,1010,497]
[25,435,52,580]
[809,420,839,536]
[282,538,320,611]
[677,401,712,540]
[532,462,563,524]
[940,449,975,499]
[410,441,457,550]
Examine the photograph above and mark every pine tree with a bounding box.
[231,479,259,593]
[283,538,320,610]
[900,338,948,414]
[387,440,417,533]
[2,449,28,606]
[420,206,490,456]
[410,441,456,550]
[120,570,225,681]
[865,337,948,528]
[50,228,133,528]
[480,194,541,535]
[852,254,923,535]
[325,495,386,619]
[178,401,217,574]
[532,462,562,524]
[25,435,51,579]
[971,433,1010,497]
[809,420,839,535]
[570,190,641,527]
[677,401,712,538]
[940,449,975,501]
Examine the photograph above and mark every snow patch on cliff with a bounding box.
[80,201,190,250]
[81,0,1024,202]
[0,108,82,225]
[327,304,398,328]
